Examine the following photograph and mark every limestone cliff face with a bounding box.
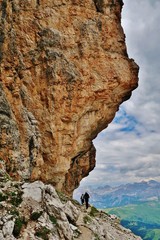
[0,0,139,195]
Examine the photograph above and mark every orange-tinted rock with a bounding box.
[0,0,138,195]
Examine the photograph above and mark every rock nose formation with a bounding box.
[0,0,139,195]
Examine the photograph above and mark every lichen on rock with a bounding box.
[0,0,139,195]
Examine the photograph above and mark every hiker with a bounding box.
[83,192,90,209]
[80,194,84,205]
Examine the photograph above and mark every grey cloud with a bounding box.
[136,168,160,178]
[119,162,145,174]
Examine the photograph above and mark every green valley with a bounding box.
[105,201,160,240]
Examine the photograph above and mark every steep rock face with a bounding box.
[0,0,139,195]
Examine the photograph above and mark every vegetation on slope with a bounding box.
[105,201,160,240]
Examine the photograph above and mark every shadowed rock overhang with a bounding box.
[0,0,139,195]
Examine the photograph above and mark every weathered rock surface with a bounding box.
[0,0,139,195]
[0,179,142,240]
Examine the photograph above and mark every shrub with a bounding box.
[35,226,51,240]
[10,208,19,216]
[0,192,8,202]
[10,191,23,206]
[83,215,92,224]
[10,192,17,196]
[89,206,99,217]
[30,211,43,221]
[56,191,68,203]
[13,217,24,237]
[71,199,80,206]
[94,233,100,240]
[49,215,57,224]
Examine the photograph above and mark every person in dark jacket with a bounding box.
[83,192,90,209]
[80,194,84,205]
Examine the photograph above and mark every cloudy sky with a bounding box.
[78,0,160,188]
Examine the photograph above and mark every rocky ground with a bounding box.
[0,172,142,240]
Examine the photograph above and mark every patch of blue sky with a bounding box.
[113,107,141,135]
[96,106,144,140]
[113,107,126,124]
[119,116,138,132]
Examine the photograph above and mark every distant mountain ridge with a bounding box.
[74,180,160,208]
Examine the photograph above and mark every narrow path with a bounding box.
[76,207,93,240]
[76,210,85,225]
[77,226,93,240]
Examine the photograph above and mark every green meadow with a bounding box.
[105,201,160,240]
